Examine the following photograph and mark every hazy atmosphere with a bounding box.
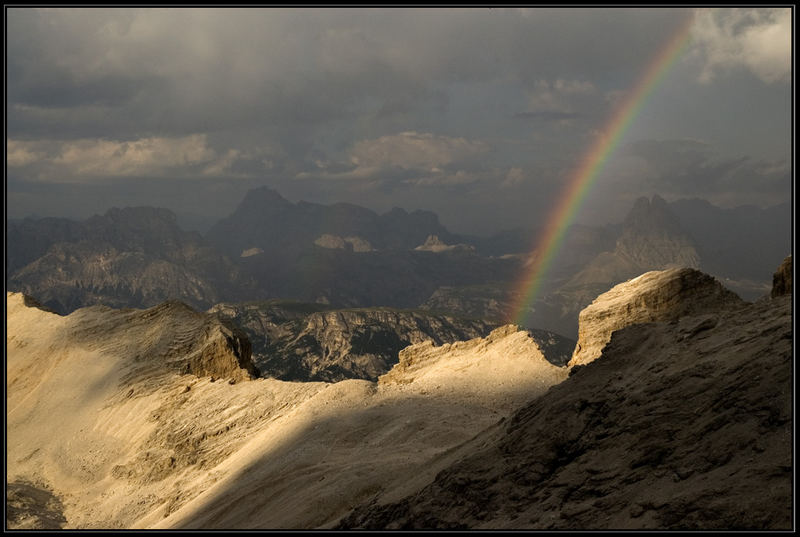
[6,7,791,233]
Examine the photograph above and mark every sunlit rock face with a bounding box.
[771,255,792,298]
[569,268,744,367]
[414,235,475,253]
[240,247,264,258]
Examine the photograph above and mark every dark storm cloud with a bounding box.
[6,8,689,139]
[6,7,791,232]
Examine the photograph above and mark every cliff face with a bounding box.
[569,268,744,367]
[208,301,500,382]
[339,267,792,530]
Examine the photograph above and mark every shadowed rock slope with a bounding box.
[339,268,792,530]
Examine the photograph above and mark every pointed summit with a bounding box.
[616,195,700,269]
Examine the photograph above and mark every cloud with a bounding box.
[623,138,790,206]
[515,78,604,129]
[502,167,526,188]
[298,132,492,187]
[6,134,259,181]
[6,140,45,167]
[5,8,790,233]
[690,8,791,84]
[350,132,489,171]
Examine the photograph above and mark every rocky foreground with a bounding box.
[339,261,793,530]
[6,258,792,530]
[6,293,564,529]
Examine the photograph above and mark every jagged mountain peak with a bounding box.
[622,195,684,236]
[616,195,699,269]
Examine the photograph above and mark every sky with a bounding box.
[6,7,793,234]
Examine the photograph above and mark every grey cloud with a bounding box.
[622,139,790,207]
[5,8,790,235]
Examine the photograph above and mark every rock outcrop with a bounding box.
[7,291,323,529]
[569,268,744,367]
[379,325,568,405]
[414,235,475,253]
[771,255,792,298]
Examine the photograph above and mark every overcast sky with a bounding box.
[6,7,792,234]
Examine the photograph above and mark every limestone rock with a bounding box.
[28,294,259,382]
[313,234,374,252]
[569,268,744,367]
[379,324,568,405]
[771,255,792,298]
[240,247,264,258]
[415,235,475,253]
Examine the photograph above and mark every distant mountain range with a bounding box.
[426,195,789,337]
[6,188,791,339]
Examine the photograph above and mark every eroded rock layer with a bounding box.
[569,268,744,367]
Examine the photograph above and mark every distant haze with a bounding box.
[6,8,791,235]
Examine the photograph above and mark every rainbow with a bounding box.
[509,11,697,326]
